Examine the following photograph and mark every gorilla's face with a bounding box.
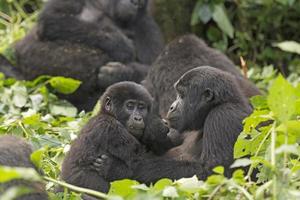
[101,82,152,139]
[166,73,215,132]
[114,0,147,22]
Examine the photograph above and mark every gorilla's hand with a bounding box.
[92,154,112,178]
[168,128,183,146]
[97,62,134,89]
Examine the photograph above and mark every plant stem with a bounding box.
[19,121,29,138]
[207,182,225,200]
[246,125,273,181]
[44,176,108,199]
[231,181,253,200]
[271,122,277,200]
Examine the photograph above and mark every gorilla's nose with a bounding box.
[134,116,142,122]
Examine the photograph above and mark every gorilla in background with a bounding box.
[0,135,48,200]
[15,0,164,110]
[97,66,253,184]
[143,34,260,116]
[61,82,180,193]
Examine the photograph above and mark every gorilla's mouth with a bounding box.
[128,126,144,138]
[167,117,180,129]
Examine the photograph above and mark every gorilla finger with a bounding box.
[101,155,109,159]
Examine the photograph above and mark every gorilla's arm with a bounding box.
[37,0,135,62]
[132,157,209,184]
[133,14,164,64]
[200,103,251,177]
[97,62,149,89]
[131,104,250,184]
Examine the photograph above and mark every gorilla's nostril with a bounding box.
[134,116,142,121]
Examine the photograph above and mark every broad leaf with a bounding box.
[49,77,81,95]
[212,4,234,38]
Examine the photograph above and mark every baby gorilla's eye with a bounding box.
[126,102,135,110]
[138,103,146,110]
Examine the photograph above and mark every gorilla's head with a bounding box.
[166,66,243,132]
[114,0,148,22]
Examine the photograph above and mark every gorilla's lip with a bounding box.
[128,126,144,131]
[166,116,180,123]
[166,117,180,129]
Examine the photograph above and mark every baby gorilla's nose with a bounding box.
[134,116,142,122]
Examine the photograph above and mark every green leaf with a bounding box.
[191,1,202,26]
[131,184,149,191]
[213,166,224,175]
[49,77,81,95]
[162,186,179,198]
[175,176,203,193]
[0,166,41,183]
[0,186,32,200]
[153,178,172,191]
[198,4,212,24]
[206,175,225,185]
[212,4,234,38]
[30,148,45,170]
[250,95,268,110]
[231,158,252,168]
[274,41,300,55]
[109,179,139,197]
[49,101,78,117]
[267,75,298,122]
[12,83,28,108]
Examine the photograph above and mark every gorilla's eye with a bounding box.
[126,102,135,110]
[138,103,146,110]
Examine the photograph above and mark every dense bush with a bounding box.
[191,0,300,75]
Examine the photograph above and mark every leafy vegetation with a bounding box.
[0,0,300,199]
[192,0,300,75]
[0,70,299,199]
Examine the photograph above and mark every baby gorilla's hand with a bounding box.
[97,62,134,89]
[92,154,112,178]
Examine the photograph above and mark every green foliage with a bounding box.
[234,75,300,198]
[0,0,42,62]
[192,0,300,74]
[0,72,299,199]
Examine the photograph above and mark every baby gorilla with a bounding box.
[61,82,179,193]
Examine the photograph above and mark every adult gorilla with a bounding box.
[15,0,164,110]
[143,34,260,117]
[99,66,253,183]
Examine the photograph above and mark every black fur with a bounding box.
[143,34,260,116]
[129,66,253,184]
[0,135,48,200]
[61,82,178,193]
[15,0,164,110]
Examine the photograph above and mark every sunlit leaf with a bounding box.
[212,4,234,38]
[268,75,298,122]
[49,77,81,95]
[162,186,179,198]
[274,41,300,55]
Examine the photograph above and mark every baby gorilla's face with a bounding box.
[124,99,148,139]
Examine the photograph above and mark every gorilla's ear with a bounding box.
[105,97,112,112]
[204,88,214,102]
